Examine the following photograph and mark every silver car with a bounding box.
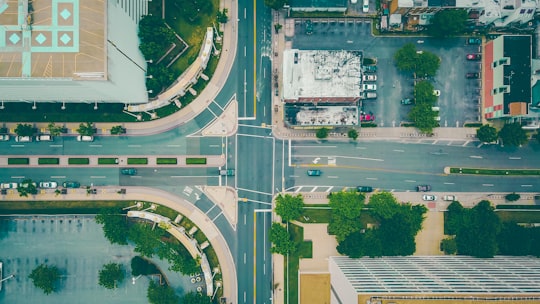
[422,195,437,201]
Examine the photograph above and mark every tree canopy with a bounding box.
[129,223,165,257]
[17,179,38,197]
[131,256,159,276]
[499,123,528,147]
[98,262,124,289]
[316,127,329,139]
[95,208,129,245]
[76,122,95,136]
[393,44,440,77]
[269,222,296,255]
[181,291,213,304]
[275,194,304,222]
[476,124,498,143]
[264,0,289,10]
[147,280,180,304]
[394,43,417,72]
[327,192,364,241]
[427,9,468,38]
[15,123,34,136]
[416,52,441,78]
[28,264,61,295]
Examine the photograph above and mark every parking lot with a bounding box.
[289,19,483,127]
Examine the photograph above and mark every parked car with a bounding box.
[443,195,457,201]
[431,106,440,112]
[466,72,480,79]
[363,92,377,99]
[77,135,94,142]
[1,182,18,189]
[434,116,441,121]
[422,195,437,201]
[307,169,322,176]
[364,65,377,73]
[467,37,482,45]
[305,20,313,35]
[362,74,377,81]
[416,185,431,192]
[0,134,9,141]
[15,136,32,142]
[62,181,81,188]
[39,181,58,189]
[466,53,481,61]
[433,90,441,97]
[121,168,138,175]
[357,186,373,192]
[362,84,377,91]
[219,169,235,176]
[362,0,369,12]
[36,134,53,141]
[401,98,413,105]
[360,113,375,122]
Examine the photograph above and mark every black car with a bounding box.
[121,168,137,175]
[63,181,81,188]
[466,37,482,45]
[357,186,373,193]
[466,72,480,79]
[416,185,431,192]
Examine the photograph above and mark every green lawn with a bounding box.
[8,158,29,165]
[298,207,332,223]
[38,158,59,165]
[186,157,206,165]
[285,223,313,304]
[98,158,118,165]
[68,158,89,165]
[127,158,148,165]
[496,211,540,223]
[157,158,177,165]
[0,200,133,214]
[450,167,540,175]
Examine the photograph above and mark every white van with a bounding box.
[15,136,32,142]
[431,107,440,112]
[77,135,94,142]
[362,0,369,12]
[0,134,9,141]
[36,134,52,141]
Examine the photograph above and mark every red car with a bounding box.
[466,54,481,61]
[361,114,375,122]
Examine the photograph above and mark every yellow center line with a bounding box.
[253,0,257,116]
[253,212,257,303]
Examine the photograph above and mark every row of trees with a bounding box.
[269,194,304,254]
[476,123,530,147]
[12,122,126,137]
[443,201,540,257]
[409,80,440,133]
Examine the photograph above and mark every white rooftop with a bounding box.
[282,49,362,101]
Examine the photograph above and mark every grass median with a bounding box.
[68,158,90,165]
[127,158,148,165]
[450,167,540,175]
[157,158,177,165]
[98,158,119,165]
[0,200,134,214]
[8,158,29,165]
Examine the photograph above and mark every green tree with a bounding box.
[316,127,329,139]
[476,124,498,143]
[428,9,468,38]
[275,194,304,222]
[95,208,129,245]
[269,222,296,255]
[110,125,125,135]
[28,264,61,295]
[98,262,124,289]
[499,123,528,147]
[368,192,401,220]
[264,0,289,10]
[414,80,437,104]
[329,192,364,219]
[18,179,38,197]
[393,43,417,72]
[129,223,165,257]
[76,122,95,136]
[47,122,63,136]
[441,237,457,254]
[328,215,362,242]
[505,192,520,202]
[131,256,158,276]
[274,23,283,34]
[15,123,34,136]
[455,200,501,258]
[347,129,358,140]
[444,201,464,235]
[408,103,438,134]
[181,291,213,304]
[217,9,229,23]
[415,52,441,78]
[147,280,180,304]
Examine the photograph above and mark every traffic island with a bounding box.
[446,167,540,175]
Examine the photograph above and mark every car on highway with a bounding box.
[77,135,94,142]
[362,83,377,91]
[357,186,373,192]
[62,181,81,188]
[121,168,138,175]
[422,195,437,201]
[219,169,235,176]
[416,185,431,192]
[0,134,9,141]
[433,90,441,97]
[466,37,482,45]
[443,195,457,201]
[466,53,481,61]
[307,169,322,176]
[466,72,480,79]
[401,98,413,105]
[15,136,32,142]
[39,181,58,189]
[1,182,18,189]
[362,74,377,82]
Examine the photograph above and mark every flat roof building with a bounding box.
[0,0,150,104]
[330,255,540,304]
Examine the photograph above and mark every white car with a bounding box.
[362,0,369,12]
[39,181,58,189]
[433,90,441,97]
[1,182,18,189]
[15,136,32,142]
[0,134,9,141]
[362,74,377,81]
[363,83,377,91]
[422,195,437,201]
[77,135,94,142]
[443,195,457,201]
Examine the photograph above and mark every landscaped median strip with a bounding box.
[1,155,224,167]
[446,167,540,175]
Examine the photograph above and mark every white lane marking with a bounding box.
[90,176,106,178]
[51,176,66,178]
[167,144,181,147]
[509,157,521,160]
[128,145,141,148]
[11,176,25,178]
[244,253,247,264]
[393,149,404,152]
[405,180,416,183]
[49,144,63,147]
[289,175,299,178]
[244,214,247,225]
[366,177,378,180]
[10,145,24,147]
[170,175,216,178]
[294,145,337,148]
[482,184,494,187]
[325,186,334,192]
[444,182,455,185]
[237,187,273,196]
[212,211,222,222]
[521,185,532,187]
[209,144,220,147]
[296,154,383,162]
[89,145,102,147]
[356,147,367,149]
[310,188,317,193]
[263,264,266,275]
[327,176,338,179]
[470,155,483,159]
[129,176,142,178]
